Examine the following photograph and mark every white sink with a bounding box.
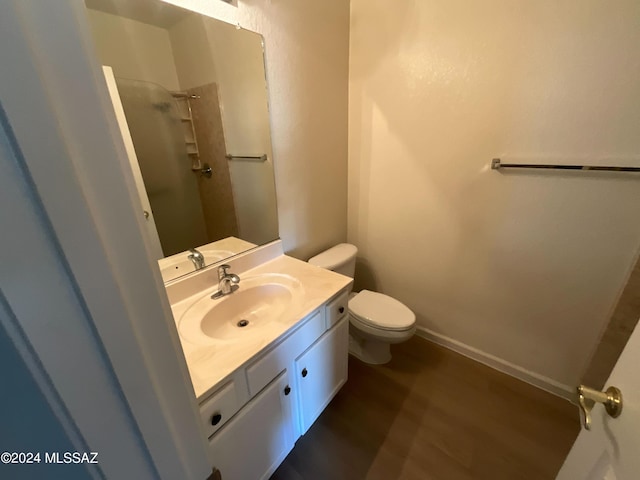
[178,273,304,345]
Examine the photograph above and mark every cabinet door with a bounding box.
[295,316,349,434]
[208,372,295,480]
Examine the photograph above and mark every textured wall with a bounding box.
[349,0,640,388]
[165,0,350,260]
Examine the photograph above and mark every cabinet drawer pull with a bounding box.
[338,306,345,314]
[301,368,308,378]
[284,385,291,396]
[211,413,222,426]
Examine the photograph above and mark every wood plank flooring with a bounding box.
[271,336,580,480]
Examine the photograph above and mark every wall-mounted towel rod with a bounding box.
[226,154,267,162]
[491,158,640,173]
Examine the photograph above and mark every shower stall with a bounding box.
[115,77,211,257]
[113,75,277,258]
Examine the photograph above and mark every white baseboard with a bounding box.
[415,327,575,402]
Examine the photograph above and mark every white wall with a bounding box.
[163,0,350,260]
[203,19,278,245]
[86,9,180,90]
[349,0,640,390]
[169,15,218,90]
[204,19,270,156]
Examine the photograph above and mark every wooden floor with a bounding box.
[272,336,580,480]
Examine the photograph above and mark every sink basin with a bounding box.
[178,273,304,345]
[158,249,235,282]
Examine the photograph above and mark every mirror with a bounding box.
[84,0,279,282]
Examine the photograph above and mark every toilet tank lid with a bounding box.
[308,243,358,270]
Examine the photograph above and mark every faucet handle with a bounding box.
[218,264,231,279]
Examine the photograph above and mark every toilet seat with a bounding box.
[348,290,415,332]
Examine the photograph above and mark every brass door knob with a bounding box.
[577,385,622,431]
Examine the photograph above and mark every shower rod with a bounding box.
[491,158,640,173]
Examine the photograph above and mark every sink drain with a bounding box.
[237,319,249,328]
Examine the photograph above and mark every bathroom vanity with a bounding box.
[164,242,352,479]
[84,2,352,477]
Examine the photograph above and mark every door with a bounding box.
[295,316,349,434]
[208,371,295,480]
[556,322,640,479]
[101,66,164,260]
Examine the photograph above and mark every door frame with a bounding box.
[0,1,211,478]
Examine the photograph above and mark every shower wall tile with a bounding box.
[188,82,239,241]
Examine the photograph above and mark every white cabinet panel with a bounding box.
[326,291,348,329]
[208,371,295,480]
[246,309,324,396]
[199,380,242,438]
[295,316,349,434]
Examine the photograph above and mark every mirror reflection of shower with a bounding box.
[115,77,236,257]
[85,1,280,280]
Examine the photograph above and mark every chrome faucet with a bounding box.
[188,248,205,271]
[211,264,240,299]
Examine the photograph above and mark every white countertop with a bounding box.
[169,253,352,401]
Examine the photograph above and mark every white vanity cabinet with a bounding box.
[295,315,348,434]
[207,372,295,480]
[203,289,349,480]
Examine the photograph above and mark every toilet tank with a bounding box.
[308,243,358,278]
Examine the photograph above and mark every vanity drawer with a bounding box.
[326,290,349,329]
[246,309,325,396]
[200,381,241,438]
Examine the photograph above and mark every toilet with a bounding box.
[308,243,416,364]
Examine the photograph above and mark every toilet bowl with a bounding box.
[308,244,416,364]
[347,290,416,364]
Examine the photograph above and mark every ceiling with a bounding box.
[84,0,192,28]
